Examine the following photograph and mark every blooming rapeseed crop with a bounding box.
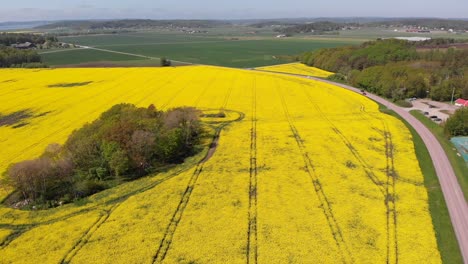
[256,62,333,78]
[0,66,440,263]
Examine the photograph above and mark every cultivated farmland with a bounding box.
[40,32,359,68]
[0,66,441,263]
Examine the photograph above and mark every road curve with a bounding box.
[311,77,468,263]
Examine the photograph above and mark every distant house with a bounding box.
[394,37,431,42]
[11,42,36,49]
[454,99,468,107]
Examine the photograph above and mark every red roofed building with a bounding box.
[454,99,468,107]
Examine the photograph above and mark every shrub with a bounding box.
[160,57,171,67]
[394,100,413,108]
[444,107,468,137]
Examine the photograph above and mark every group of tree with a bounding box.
[0,46,44,68]
[6,104,204,206]
[301,38,468,101]
[276,22,359,35]
[444,107,468,137]
[160,57,172,67]
[0,32,57,46]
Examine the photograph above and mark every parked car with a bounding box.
[423,111,429,115]
[434,118,442,122]
[430,115,438,119]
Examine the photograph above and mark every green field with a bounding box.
[39,49,143,66]
[40,31,360,68]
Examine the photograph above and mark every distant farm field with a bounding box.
[39,32,360,67]
[0,66,442,263]
[39,48,143,65]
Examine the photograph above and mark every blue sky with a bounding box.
[1,0,467,22]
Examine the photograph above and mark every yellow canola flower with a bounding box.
[0,66,441,263]
[256,62,334,78]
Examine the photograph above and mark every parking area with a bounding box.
[407,99,459,123]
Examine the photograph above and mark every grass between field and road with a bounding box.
[410,110,468,202]
[378,105,463,264]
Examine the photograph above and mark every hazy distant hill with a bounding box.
[0,21,51,31]
[35,19,231,30]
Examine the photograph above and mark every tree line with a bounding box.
[276,22,358,35]
[5,104,204,207]
[301,38,468,101]
[0,32,57,46]
[0,46,44,68]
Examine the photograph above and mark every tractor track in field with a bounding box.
[247,77,258,264]
[153,107,244,263]
[382,122,399,264]
[1,67,241,260]
[0,228,26,250]
[152,164,205,263]
[258,69,444,263]
[1,111,241,260]
[303,86,399,264]
[2,106,244,260]
[221,74,237,111]
[310,101,386,196]
[60,203,122,264]
[135,67,194,109]
[276,84,353,264]
[0,164,196,256]
[193,71,222,108]
[158,68,205,110]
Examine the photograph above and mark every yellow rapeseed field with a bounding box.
[0,65,440,263]
[256,62,334,77]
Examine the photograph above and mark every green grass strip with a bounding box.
[378,105,463,264]
[410,110,468,201]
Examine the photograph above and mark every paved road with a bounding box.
[310,77,468,264]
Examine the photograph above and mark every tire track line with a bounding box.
[247,76,258,264]
[60,204,121,264]
[276,84,353,264]
[152,107,240,263]
[303,87,399,263]
[304,90,386,196]
[152,165,204,263]
[382,122,399,264]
